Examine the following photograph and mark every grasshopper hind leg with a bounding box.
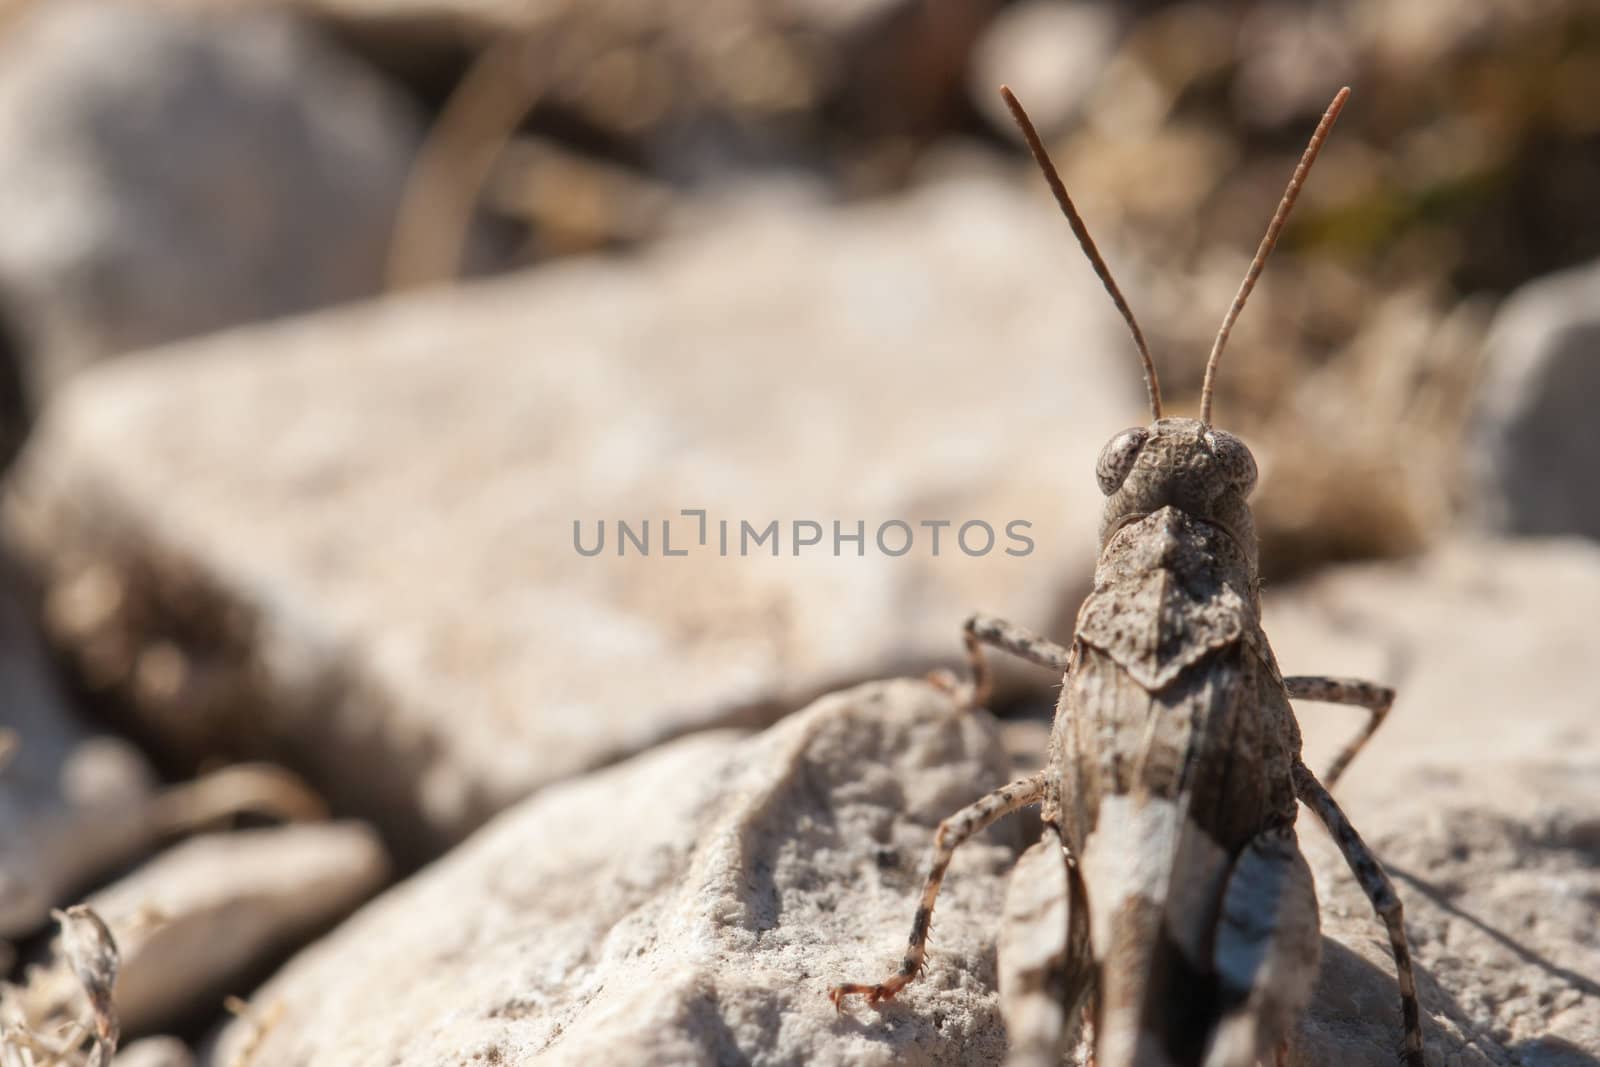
[998,826,1093,1067]
[1283,675,1396,787]
[1203,826,1320,1067]
[1294,762,1427,1067]
[829,771,1047,1010]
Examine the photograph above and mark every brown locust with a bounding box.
[828,86,1427,1067]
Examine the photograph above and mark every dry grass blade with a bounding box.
[386,31,552,290]
[149,762,328,833]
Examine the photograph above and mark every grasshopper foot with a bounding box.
[926,668,981,709]
[828,975,913,1013]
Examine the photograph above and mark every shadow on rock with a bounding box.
[1297,936,1497,1067]
[1389,861,1600,1002]
[1510,1037,1600,1067]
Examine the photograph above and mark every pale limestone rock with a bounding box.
[1295,760,1598,1067]
[1470,258,1600,540]
[210,679,1020,1066]
[1265,538,1600,798]
[1265,538,1600,1066]
[5,176,1141,859]
[0,1,422,403]
[10,823,387,1038]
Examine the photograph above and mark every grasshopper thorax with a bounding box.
[1095,417,1258,566]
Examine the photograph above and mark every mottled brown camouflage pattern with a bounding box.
[829,83,1424,1067]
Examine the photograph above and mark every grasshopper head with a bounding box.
[998,82,1348,575]
[1095,416,1257,557]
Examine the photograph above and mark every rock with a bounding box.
[1295,761,1598,1067]
[1263,538,1600,795]
[4,175,1143,860]
[1470,258,1600,540]
[215,539,1598,1064]
[0,758,328,941]
[1263,538,1600,1065]
[0,1,422,407]
[209,679,1021,1066]
[116,1036,195,1067]
[9,823,388,1039]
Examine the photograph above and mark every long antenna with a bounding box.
[1199,86,1350,426]
[1000,85,1163,421]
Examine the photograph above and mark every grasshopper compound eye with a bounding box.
[1203,427,1259,495]
[1096,428,1149,495]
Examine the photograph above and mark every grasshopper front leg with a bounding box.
[830,771,1047,1010]
[930,612,1073,709]
[1283,675,1395,787]
[1293,762,1426,1067]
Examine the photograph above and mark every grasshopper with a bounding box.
[829,86,1427,1067]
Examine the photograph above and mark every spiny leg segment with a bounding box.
[930,613,1073,709]
[1293,762,1426,1067]
[1284,675,1395,787]
[830,771,1048,1010]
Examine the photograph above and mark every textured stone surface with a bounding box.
[1267,538,1600,1066]
[0,1,421,404]
[210,680,1021,1066]
[4,175,1141,859]
[1298,761,1599,1067]
[9,823,387,1038]
[1470,257,1600,540]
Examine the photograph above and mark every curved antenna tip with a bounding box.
[1001,84,1164,420]
[1198,85,1349,426]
